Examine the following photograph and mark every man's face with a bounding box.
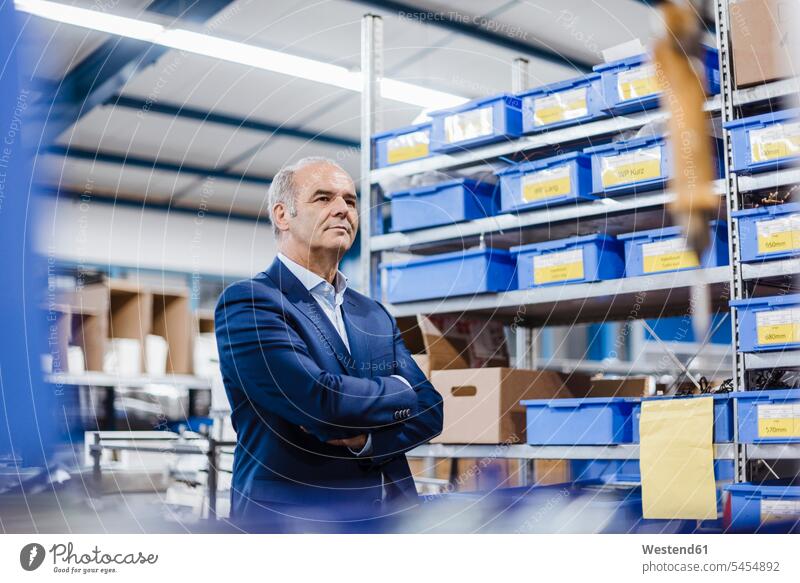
[284,162,358,257]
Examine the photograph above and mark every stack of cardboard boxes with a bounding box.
[403,315,653,492]
[51,278,194,376]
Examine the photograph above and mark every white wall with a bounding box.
[37,197,277,278]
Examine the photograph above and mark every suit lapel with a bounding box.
[265,258,356,374]
[342,294,371,378]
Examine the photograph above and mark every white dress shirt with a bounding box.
[277,252,351,351]
[277,253,412,458]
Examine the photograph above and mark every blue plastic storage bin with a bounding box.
[730,294,800,352]
[645,312,732,345]
[381,247,516,304]
[593,46,720,114]
[429,93,523,153]
[372,122,431,168]
[734,389,800,443]
[496,152,596,213]
[584,135,669,195]
[724,108,800,173]
[518,74,608,133]
[389,179,496,232]
[733,203,800,263]
[511,234,625,288]
[632,393,735,443]
[521,396,637,445]
[726,480,800,531]
[619,221,729,277]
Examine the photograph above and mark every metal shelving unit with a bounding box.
[372,183,725,255]
[407,443,735,461]
[713,0,800,484]
[371,107,698,183]
[387,266,731,324]
[358,3,800,482]
[47,372,213,389]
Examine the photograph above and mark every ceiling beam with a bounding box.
[349,0,593,72]
[111,95,360,149]
[41,0,236,145]
[44,145,273,186]
[40,186,264,223]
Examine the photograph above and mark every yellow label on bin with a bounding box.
[601,146,662,188]
[386,131,429,164]
[757,404,800,438]
[444,106,494,145]
[757,324,798,345]
[617,64,660,101]
[756,308,800,346]
[533,249,584,284]
[641,238,699,273]
[750,121,800,163]
[521,165,571,202]
[756,214,800,255]
[535,106,566,126]
[532,87,588,127]
[758,418,796,437]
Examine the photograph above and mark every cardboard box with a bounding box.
[409,457,570,492]
[430,367,589,444]
[194,309,215,334]
[730,0,797,88]
[409,457,518,492]
[55,284,111,372]
[411,354,430,377]
[60,283,110,315]
[534,460,570,485]
[582,376,655,398]
[108,280,152,373]
[152,290,192,374]
[420,315,509,370]
[399,314,509,374]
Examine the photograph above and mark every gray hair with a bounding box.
[267,156,350,236]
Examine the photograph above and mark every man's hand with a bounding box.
[299,426,368,451]
[326,434,368,450]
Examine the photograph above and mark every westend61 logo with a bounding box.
[19,542,158,574]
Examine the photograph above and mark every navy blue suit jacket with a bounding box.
[215,258,443,519]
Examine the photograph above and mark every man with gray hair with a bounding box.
[215,157,443,529]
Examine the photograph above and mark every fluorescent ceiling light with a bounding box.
[15,0,467,110]
[15,0,164,42]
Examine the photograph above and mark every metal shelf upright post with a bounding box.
[714,0,747,484]
[715,0,800,483]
